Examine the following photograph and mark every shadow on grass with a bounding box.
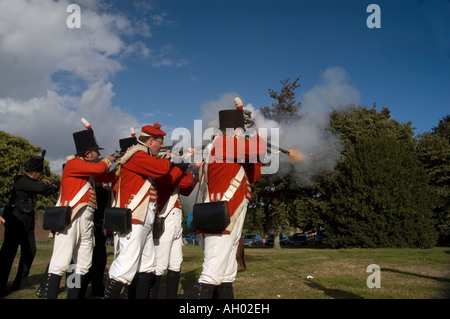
[178,269,200,299]
[383,267,450,284]
[279,265,364,299]
[305,281,364,299]
[383,267,450,298]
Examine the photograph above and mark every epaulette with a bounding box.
[118,143,149,166]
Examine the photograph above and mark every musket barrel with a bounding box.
[160,144,207,153]
[267,142,290,155]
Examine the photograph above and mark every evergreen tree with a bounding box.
[417,115,450,245]
[0,131,59,213]
[246,78,302,248]
[322,107,438,248]
[260,77,302,125]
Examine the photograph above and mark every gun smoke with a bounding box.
[196,67,360,188]
[248,103,342,188]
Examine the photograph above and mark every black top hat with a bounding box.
[119,136,137,153]
[219,109,245,131]
[25,156,44,172]
[73,130,103,154]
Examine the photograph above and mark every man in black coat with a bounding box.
[0,154,58,297]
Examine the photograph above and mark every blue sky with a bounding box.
[0,0,449,173]
[110,0,450,133]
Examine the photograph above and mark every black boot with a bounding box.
[36,263,50,298]
[215,282,234,299]
[78,272,92,299]
[166,270,180,299]
[43,273,62,299]
[196,283,216,299]
[135,272,152,299]
[149,274,161,299]
[11,274,26,291]
[104,278,124,299]
[66,274,86,299]
[127,275,137,299]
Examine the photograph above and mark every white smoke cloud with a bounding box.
[195,66,360,187]
[181,66,360,212]
[277,66,360,186]
[302,66,361,114]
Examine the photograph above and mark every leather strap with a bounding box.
[55,177,93,207]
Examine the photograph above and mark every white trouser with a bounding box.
[198,199,248,285]
[153,207,183,276]
[48,206,95,276]
[108,202,156,285]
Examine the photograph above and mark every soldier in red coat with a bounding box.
[195,108,267,298]
[43,128,117,299]
[104,123,190,299]
[150,163,198,299]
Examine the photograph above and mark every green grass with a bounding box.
[1,241,449,299]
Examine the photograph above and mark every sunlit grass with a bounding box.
[1,240,449,299]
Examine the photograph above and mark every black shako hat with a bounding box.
[73,129,103,154]
[119,136,137,153]
[219,109,245,131]
[25,156,44,172]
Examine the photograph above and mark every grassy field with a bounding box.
[1,240,449,299]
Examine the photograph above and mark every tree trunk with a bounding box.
[273,229,281,249]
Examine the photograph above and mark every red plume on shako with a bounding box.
[72,118,103,155]
[234,97,244,110]
[81,118,92,130]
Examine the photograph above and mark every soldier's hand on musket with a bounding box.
[162,151,175,162]
[104,154,117,163]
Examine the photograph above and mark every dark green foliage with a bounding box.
[260,77,302,125]
[417,115,450,245]
[0,131,60,213]
[324,130,437,248]
[247,92,443,247]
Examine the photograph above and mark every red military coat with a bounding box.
[155,170,196,215]
[59,156,116,220]
[200,134,267,233]
[114,149,172,223]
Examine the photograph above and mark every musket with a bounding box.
[160,144,208,154]
[267,142,305,162]
[111,149,124,159]
[111,128,137,159]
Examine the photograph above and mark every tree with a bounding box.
[246,77,305,249]
[0,131,60,213]
[417,115,450,245]
[260,77,302,125]
[321,106,438,248]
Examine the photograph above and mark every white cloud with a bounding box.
[0,0,128,100]
[0,0,179,175]
[199,92,240,128]
[0,83,139,175]
[149,44,188,68]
